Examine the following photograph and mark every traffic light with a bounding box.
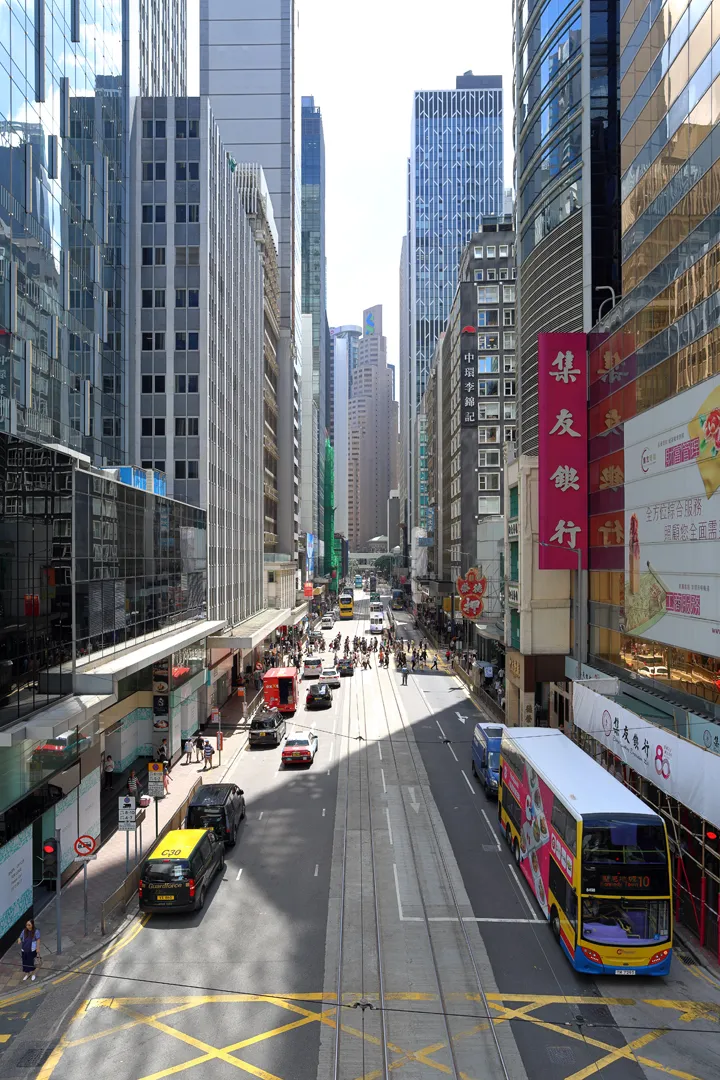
[43,837,58,881]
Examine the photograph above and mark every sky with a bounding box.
[188,0,514,385]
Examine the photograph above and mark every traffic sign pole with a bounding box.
[125,831,130,876]
[83,861,88,937]
[55,828,62,955]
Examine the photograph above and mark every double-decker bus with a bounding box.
[354,574,363,589]
[391,589,404,610]
[498,727,672,976]
[338,592,354,620]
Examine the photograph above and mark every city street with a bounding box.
[4,595,720,1080]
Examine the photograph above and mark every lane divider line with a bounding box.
[461,770,476,795]
[507,861,540,921]
[385,807,393,847]
[235,868,243,881]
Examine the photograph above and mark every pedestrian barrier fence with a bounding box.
[100,778,203,933]
[453,663,505,723]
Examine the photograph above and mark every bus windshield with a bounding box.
[582,817,667,864]
[581,898,670,947]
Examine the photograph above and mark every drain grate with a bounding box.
[12,1045,54,1069]
[546,1046,576,1065]
[676,946,696,967]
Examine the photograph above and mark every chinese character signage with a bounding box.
[624,371,720,653]
[538,333,588,569]
[461,344,478,426]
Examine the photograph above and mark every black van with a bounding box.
[139,828,225,912]
[249,708,286,747]
[186,784,246,846]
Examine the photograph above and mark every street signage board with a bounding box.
[147,761,165,797]
[76,853,98,862]
[73,835,96,857]
[118,796,136,831]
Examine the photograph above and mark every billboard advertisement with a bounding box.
[306,532,315,578]
[538,333,588,569]
[624,373,720,652]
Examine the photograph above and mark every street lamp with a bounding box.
[537,539,584,666]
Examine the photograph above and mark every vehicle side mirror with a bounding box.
[238,789,244,795]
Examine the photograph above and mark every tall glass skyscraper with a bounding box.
[301,95,327,547]
[402,73,504,543]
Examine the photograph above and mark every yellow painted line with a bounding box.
[110,1001,285,1080]
[34,1003,88,1080]
[562,1028,669,1080]
[0,1034,10,1043]
[643,999,720,1025]
[65,1002,209,1049]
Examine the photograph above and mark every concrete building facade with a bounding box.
[332,324,361,538]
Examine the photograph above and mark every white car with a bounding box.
[302,657,323,680]
[321,615,334,629]
[322,667,341,688]
[637,665,670,679]
[281,730,319,767]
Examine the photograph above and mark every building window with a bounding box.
[102,418,120,437]
[142,247,153,266]
[175,374,199,393]
[504,426,517,442]
[504,379,516,396]
[141,375,152,393]
[141,460,152,468]
[503,331,516,349]
[188,204,199,223]
[176,162,187,181]
[187,460,199,479]
[176,289,186,307]
[189,120,199,138]
[189,162,199,180]
[143,162,165,181]
[504,401,517,420]
[188,332,199,350]
[499,268,509,280]
[155,204,166,222]
[142,120,153,139]
[142,204,153,223]
[154,375,165,393]
[155,247,165,265]
[486,268,497,280]
[478,449,501,467]
[154,417,166,435]
[478,309,499,327]
[478,333,499,350]
[188,246,199,265]
[503,308,515,326]
[176,120,187,138]
[503,285,516,303]
[486,245,496,258]
[503,356,516,373]
[477,285,499,304]
[499,244,509,257]
[176,332,187,350]
[187,417,199,435]
[142,289,153,308]
[473,245,483,258]
[478,379,499,396]
[155,289,165,307]
[478,473,500,491]
[176,204,187,223]
[141,418,152,436]
[188,289,199,307]
[175,417,186,436]
[141,334,153,352]
[478,496,502,514]
[474,269,484,281]
[155,460,165,472]
[477,426,500,444]
[478,402,500,419]
[175,460,186,479]
[155,332,165,350]
[478,355,499,373]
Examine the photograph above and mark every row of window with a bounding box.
[477,285,517,304]
[142,204,199,223]
[478,309,516,327]
[142,119,200,140]
[480,332,516,350]
[478,425,517,443]
[141,374,200,394]
[141,332,200,351]
[477,402,517,419]
[473,243,513,259]
[477,356,516,373]
[142,289,199,308]
[474,267,516,282]
[142,162,200,181]
[140,417,199,437]
[476,379,517,397]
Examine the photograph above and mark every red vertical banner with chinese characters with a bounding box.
[538,332,589,570]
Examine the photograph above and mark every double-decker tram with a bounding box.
[498,727,672,975]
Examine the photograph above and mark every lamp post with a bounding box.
[537,539,584,666]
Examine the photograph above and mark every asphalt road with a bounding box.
[5,591,720,1080]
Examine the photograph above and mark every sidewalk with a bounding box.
[0,693,254,998]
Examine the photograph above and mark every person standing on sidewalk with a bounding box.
[103,754,115,791]
[401,665,409,685]
[194,732,205,763]
[127,769,139,806]
[203,740,215,770]
[19,919,40,981]
[184,738,193,765]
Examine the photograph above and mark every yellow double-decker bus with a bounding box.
[498,727,672,976]
[338,592,354,620]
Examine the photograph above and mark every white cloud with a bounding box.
[297,0,513,377]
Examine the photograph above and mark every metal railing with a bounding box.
[100,778,203,933]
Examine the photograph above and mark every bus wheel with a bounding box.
[550,908,560,940]
[505,823,512,848]
[513,839,521,865]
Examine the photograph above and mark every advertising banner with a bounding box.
[306,533,315,578]
[152,661,170,731]
[624,373,720,652]
[573,683,720,829]
[538,333,588,569]
[0,826,33,937]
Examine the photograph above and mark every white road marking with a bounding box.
[380,768,387,795]
[394,862,540,923]
[235,868,243,881]
[385,807,393,846]
[461,770,476,795]
[392,863,405,920]
[508,861,540,920]
[328,742,334,763]
[481,808,502,850]
[322,807,326,817]
[447,744,458,762]
[378,744,383,761]
[314,864,319,877]
[407,786,421,813]
[258,812,263,820]
[435,719,447,739]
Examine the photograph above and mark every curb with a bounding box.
[674,925,720,983]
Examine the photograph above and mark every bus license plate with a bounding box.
[614,969,635,975]
[157,895,174,901]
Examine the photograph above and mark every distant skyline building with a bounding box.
[301,96,328,545]
[348,307,398,550]
[332,324,362,537]
[402,71,504,545]
[200,0,301,561]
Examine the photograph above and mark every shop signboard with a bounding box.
[153,660,170,730]
[573,683,720,829]
[537,332,588,569]
[624,372,720,652]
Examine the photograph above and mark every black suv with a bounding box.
[249,708,286,747]
[306,681,332,709]
[186,784,246,846]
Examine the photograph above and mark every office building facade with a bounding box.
[332,324,361,537]
[200,0,301,560]
[301,96,327,543]
[348,306,398,550]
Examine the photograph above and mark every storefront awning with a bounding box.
[207,609,290,651]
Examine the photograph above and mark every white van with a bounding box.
[321,614,334,629]
[302,657,323,680]
[369,614,384,634]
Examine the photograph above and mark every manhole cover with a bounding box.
[12,1046,54,1069]
[546,1046,576,1065]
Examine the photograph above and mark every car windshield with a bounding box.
[488,751,500,771]
[285,739,308,748]
[581,898,670,947]
[582,818,667,864]
[252,717,277,730]
[323,669,336,676]
[144,860,191,883]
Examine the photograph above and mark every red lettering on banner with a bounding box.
[538,333,588,569]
